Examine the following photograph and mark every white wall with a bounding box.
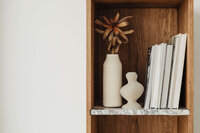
[0,0,86,133]
[194,0,200,132]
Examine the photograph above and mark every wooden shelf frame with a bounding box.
[87,0,193,132]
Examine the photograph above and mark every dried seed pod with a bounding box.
[95,28,104,34]
[118,16,133,23]
[124,30,134,34]
[103,28,112,40]
[114,12,120,22]
[117,21,129,27]
[108,31,114,41]
[102,16,111,24]
[117,28,128,42]
[116,36,122,44]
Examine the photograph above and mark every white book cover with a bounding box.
[161,45,173,108]
[144,46,156,109]
[150,44,161,109]
[157,43,167,108]
[168,34,181,108]
[172,34,187,108]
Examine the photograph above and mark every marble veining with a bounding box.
[91,106,189,116]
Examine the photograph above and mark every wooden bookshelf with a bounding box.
[87,0,193,132]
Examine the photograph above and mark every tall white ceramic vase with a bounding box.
[103,54,122,107]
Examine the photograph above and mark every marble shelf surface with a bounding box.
[91,106,190,116]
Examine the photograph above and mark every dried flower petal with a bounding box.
[117,21,129,27]
[124,30,134,34]
[102,16,111,24]
[118,16,133,23]
[95,19,110,28]
[117,28,128,42]
[116,36,122,44]
[103,28,112,40]
[109,18,113,23]
[108,31,114,41]
[114,12,120,22]
[95,28,104,34]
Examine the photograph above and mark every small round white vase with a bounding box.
[103,54,122,107]
[120,72,144,109]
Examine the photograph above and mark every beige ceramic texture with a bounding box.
[120,72,144,109]
[103,54,122,107]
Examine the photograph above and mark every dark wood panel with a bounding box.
[94,7,178,105]
[95,0,184,7]
[97,116,178,133]
[178,0,194,132]
[87,0,97,133]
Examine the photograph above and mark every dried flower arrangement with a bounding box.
[95,12,134,54]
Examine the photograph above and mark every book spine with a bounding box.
[144,47,152,109]
[172,34,187,108]
[157,44,167,108]
[161,45,173,108]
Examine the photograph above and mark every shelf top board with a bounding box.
[94,0,185,7]
[91,106,190,116]
[95,0,183,4]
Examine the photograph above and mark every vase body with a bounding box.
[120,72,144,109]
[103,54,122,107]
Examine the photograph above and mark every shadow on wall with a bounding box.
[194,5,200,133]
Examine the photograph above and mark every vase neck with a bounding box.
[106,54,119,58]
[105,54,120,61]
[126,72,138,82]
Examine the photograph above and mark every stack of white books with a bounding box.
[144,33,187,109]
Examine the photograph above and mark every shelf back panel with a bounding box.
[94,7,178,106]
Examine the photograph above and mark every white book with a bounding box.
[160,45,173,108]
[144,46,156,109]
[151,44,162,109]
[157,43,167,108]
[172,34,187,108]
[168,34,187,109]
[168,36,180,108]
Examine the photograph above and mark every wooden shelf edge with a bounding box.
[91,106,190,116]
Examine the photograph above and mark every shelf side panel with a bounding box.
[87,0,97,133]
[178,0,194,132]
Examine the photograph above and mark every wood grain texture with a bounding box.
[94,7,178,133]
[87,0,97,133]
[97,116,178,133]
[95,0,184,6]
[178,0,194,132]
